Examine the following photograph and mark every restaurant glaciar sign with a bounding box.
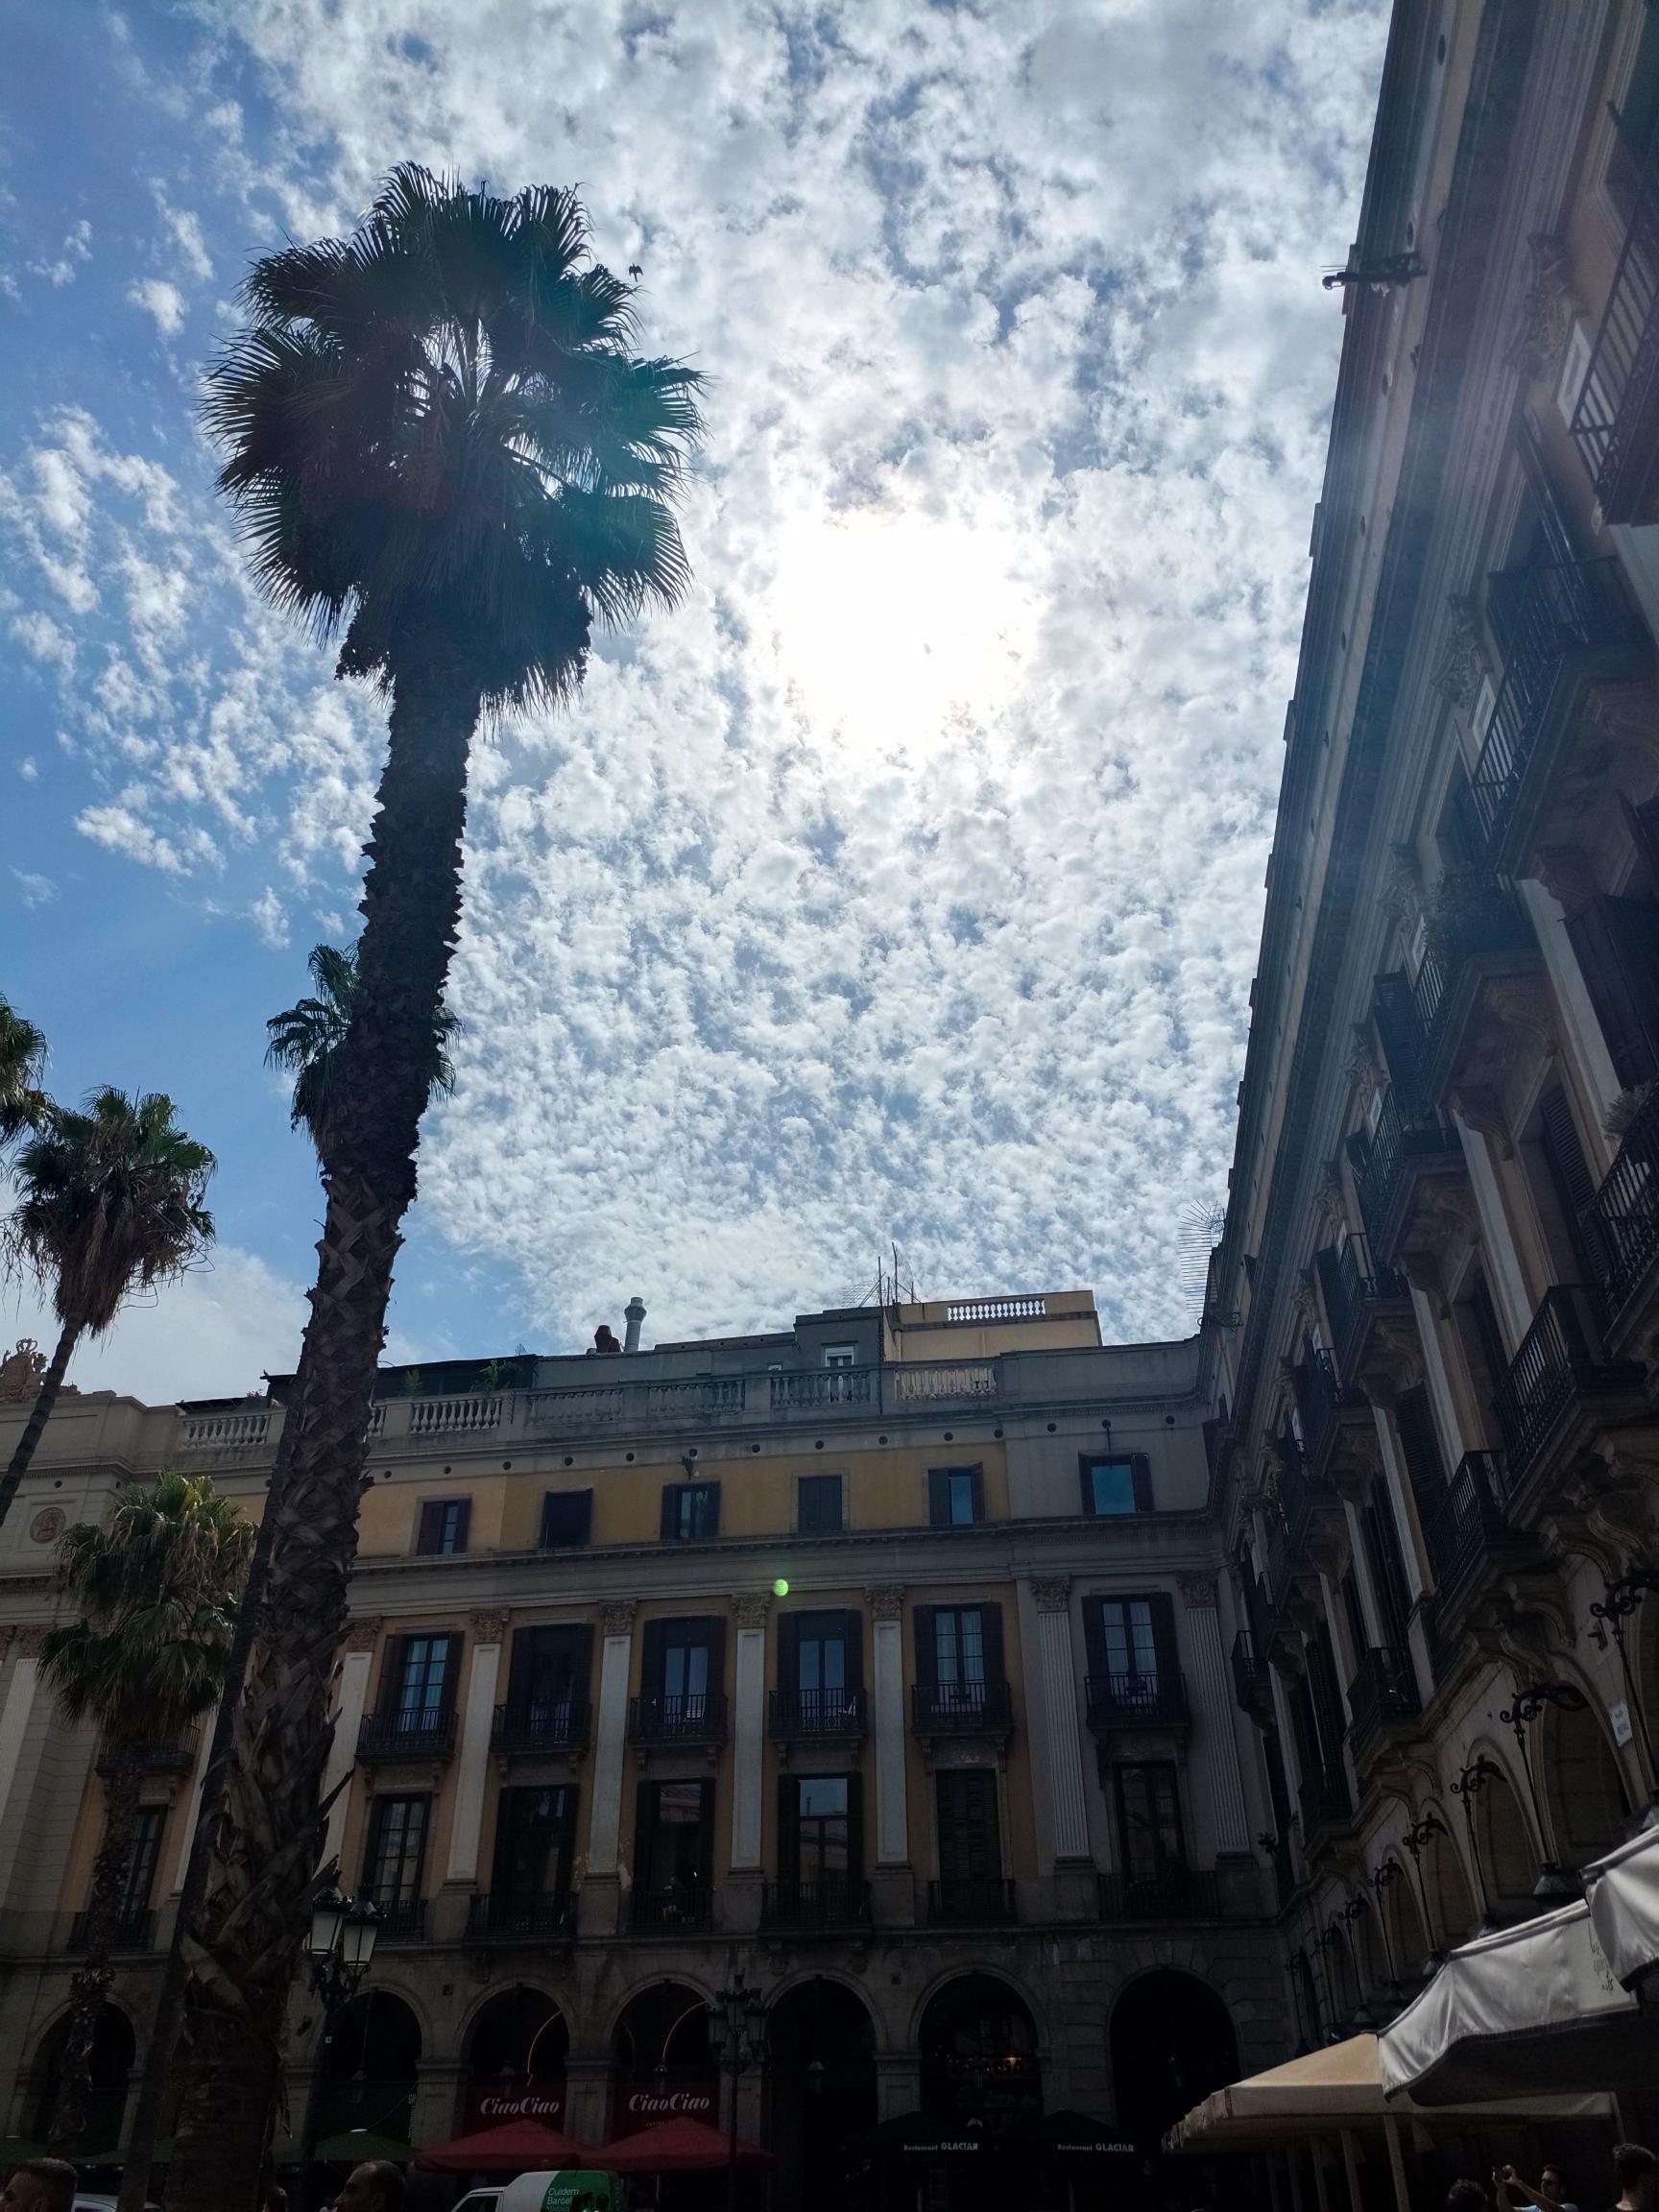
[613,2079,717,2134]
[462,2083,565,2130]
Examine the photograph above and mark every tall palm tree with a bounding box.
[165,167,704,2212]
[266,940,458,1143]
[0,995,48,1145]
[0,1091,215,1526]
[39,1473,252,2153]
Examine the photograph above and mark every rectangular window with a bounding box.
[797,1473,844,1534]
[492,1784,576,1909]
[1079,1455,1152,1515]
[1083,1593,1177,1719]
[1114,1763,1185,1892]
[639,1617,725,1733]
[635,1777,713,1925]
[794,1774,851,1881]
[390,1633,454,1735]
[935,1768,1002,1883]
[363,1792,429,1906]
[660,1481,720,1543]
[416,1498,470,1556]
[506,1623,592,1734]
[118,1804,167,1923]
[914,1602,1004,1724]
[927,1464,984,1527]
[781,1608,861,1728]
[823,1343,857,1368]
[539,1490,593,1549]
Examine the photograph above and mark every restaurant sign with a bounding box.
[613,2078,717,2134]
[462,2083,565,2130]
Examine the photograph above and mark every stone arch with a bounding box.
[611,1980,715,2138]
[1418,1803,1480,1945]
[315,1987,421,2149]
[1380,1859,1431,1980]
[26,2001,134,2149]
[1109,1967,1238,2146]
[767,1976,878,2212]
[1470,1748,1537,1916]
[769,1963,901,2054]
[1319,1920,1362,2025]
[460,1985,570,2135]
[906,1960,1049,2056]
[918,1971,1044,2135]
[1541,1691,1630,1870]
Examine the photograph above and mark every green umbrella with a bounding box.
[317,2130,413,2163]
[0,2141,45,2165]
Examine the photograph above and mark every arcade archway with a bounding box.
[919,1972,1043,2134]
[463,1986,569,2134]
[1109,1970,1237,2147]
[611,1981,715,2137]
[767,1978,877,2212]
[315,1988,421,2147]
[1542,1696,1629,1870]
[28,2003,133,2151]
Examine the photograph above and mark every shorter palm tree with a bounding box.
[266,942,458,1142]
[0,996,48,1144]
[39,1472,252,2152]
[0,1091,215,1527]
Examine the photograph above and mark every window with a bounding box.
[1114,1763,1186,1899]
[1083,1594,1179,1720]
[779,1609,862,1728]
[823,1343,857,1368]
[779,1772,861,1890]
[915,1603,1004,1721]
[1080,1455,1152,1515]
[927,1464,984,1527]
[660,1480,720,1543]
[634,1778,713,1925]
[117,1804,166,1927]
[935,1768,1002,1885]
[639,1617,725,1733]
[505,1623,591,1737]
[797,1473,844,1534]
[492,1784,577,1910]
[362,1792,428,1908]
[416,1498,470,1556]
[539,1489,593,1549]
[388,1633,455,1736]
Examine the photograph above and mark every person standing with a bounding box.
[0,2163,76,2212]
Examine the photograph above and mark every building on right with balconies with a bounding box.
[1207,0,1659,2052]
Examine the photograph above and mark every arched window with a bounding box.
[1110,1970,1238,2145]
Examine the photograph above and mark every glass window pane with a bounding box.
[1089,1460,1136,1514]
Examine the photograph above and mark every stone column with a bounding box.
[445,1609,507,1887]
[1028,1577,1091,1866]
[580,1599,636,1936]
[867,1586,908,1865]
[1180,1575,1252,1856]
[0,1631,43,1841]
[320,1617,380,1877]
[725,1591,769,1935]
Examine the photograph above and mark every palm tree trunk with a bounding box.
[164,637,482,2212]
[0,1319,80,1530]
[52,1755,142,2152]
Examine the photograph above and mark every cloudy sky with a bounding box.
[1,0,1386,1402]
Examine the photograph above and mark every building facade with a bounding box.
[1205,0,1659,2083]
[0,1293,1282,2202]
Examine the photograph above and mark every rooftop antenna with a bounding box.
[1177,1198,1227,1323]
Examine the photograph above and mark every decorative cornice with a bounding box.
[600,1599,638,1637]
[732,1591,771,1631]
[1029,1576,1071,1614]
[468,1608,511,1645]
[864,1584,906,1622]
[342,1617,383,1653]
[1178,1574,1218,1610]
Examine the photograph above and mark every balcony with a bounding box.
[1405,878,1540,1099]
[631,1883,711,1932]
[1466,557,1648,868]
[628,1692,729,1747]
[1231,1628,1272,1720]
[360,1894,426,1943]
[1490,1286,1642,1484]
[768,1688,866,1743]
[1263,1443,1340,1614]
[1299,1763,1353,1839]
[1291,1346,1371,1480]
[1084,1671,1189,1733]
[1317,1236,1411,1388]
[97,1737,195,1780]
[68,1906,153,1953]
[356,1707,457,1762]
[467,1890,573,1941]
[910,1679,1014,1742]
[926,1877,1017,1927]
[1422,1451,1523,1616]
[1571,108,1659,523]
[492,1699,591,1757]
[1583,1085,1659,1332]
[770,1367,872,1410]
[1354,1086,1465,1264]
[1346,1647,1421,1760]
[760,1877,872,1931]
[1096,1866,1235,1922]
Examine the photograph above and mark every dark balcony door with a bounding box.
[641,1617,725,1731]
[390,1633,455,1740]
[636,1778,712,1920]
[118,1804,166,1927]
[363,1793,428,1911]
[507,1623,592,1736]
[1362,1487,1413,1657]
[1114,1762,1186,1902]
[779,1772,861,1903]
[780,1609,861,1728]
[936,1768,1001,1889]
[493,1784,576,1912]
[1084,1594,1175,1713]
[916,1604,1002,1721]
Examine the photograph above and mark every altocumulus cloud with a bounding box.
[1,0,1386,1351]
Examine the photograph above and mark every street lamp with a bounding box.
[1451,1755,1503,1927]
[1590,1568,1659,1824]
[1399,1811,1448,1958]
[298,1887,383,2212]
[1500,1681,1591,1903]
[715,1969,767,2212]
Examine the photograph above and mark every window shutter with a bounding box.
[1372,972,1426,1109]
[380,1634,407,1714]
[634,1780,654,1875]
[914,1606,940,1685]
[706,1618,728,1697]
[845,1769,865,1882]
[416,1502,441,1555]
[660,1486,680,1541]
[1538,1087,1601,1286]
[1393,1384,1447,1508]
[970,1463,986,1523]
[572,1623,595,1700]
[1314,1247,1344,1336]
[1081,1597,1108,1680]
[777,1614,800,1697]
[842,1609,865,1695]
[1567,895,1659,1089]
[1147,1593,1179,1681]
[438,1632,461,1712]
[979,1604,1005,1688]
[702,1482,721,1540]
[1130,1455,1153,1512]
[451,1498,471,1552]
[777,1773,799,1886]
[505,1626,530,1708]
[694,1778,715,1881]
[927,1469,950,1527]
[640,1619,666,1698]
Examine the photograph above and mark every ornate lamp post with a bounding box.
[1451,1755,1503,1926]
[298,1888,383,2212]
[1499,1681,1591,1903]
[1361,1860,1404,1991]
[715,1969,768,2212]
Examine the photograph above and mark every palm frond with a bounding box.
[266,940,460,1142]
[0,996,49,1144]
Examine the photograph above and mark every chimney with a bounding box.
[624,1294,646,1354]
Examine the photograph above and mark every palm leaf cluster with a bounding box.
[203,162,706,708]
[265,941,458,1143]
[0,995,48,1144]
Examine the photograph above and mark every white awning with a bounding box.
[1585,1822,1659,1990]
[1378,1897,1654,2104]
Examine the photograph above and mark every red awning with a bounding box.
[601,2119,773,2174]
[416,2117,597,2173]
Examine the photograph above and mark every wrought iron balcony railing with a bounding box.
[1299,1762,1352,1837]
[1583,1084,1659,1326]
[467,1890,574,1941]
[631,1883,711,1932]
[492,1699,591,1756]
[356,1707,457,1761]
[1231,1627,1272,1717]
[1354,1086,1464,1260]
[1490,1285,1634,1481]
[1291,1346,1368,1477]
[1096,1865,1232,1921]
[1084,1671,1189,1731]
[68,1905,153,1953]
[628,1692,729,1745]
[926,1876,1017,1926]
[767,1687,866,1739]
[910,1679,1014,1736]
[1346,1646,1421,1756]
[1317,1235,1410,1384]
[760,1877,872,1930]
[1407,877,1537,1081]
[1422,1450,1513,1609]
[359,1893,426,1942]
[1571,106,1659,521]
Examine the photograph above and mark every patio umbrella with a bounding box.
[1011,2111,1138,2160]
[603,2118,772,2173]
[318,2129,414,2162]
[1586,1821,1659,1993]
[865,2113,991,2160]
[416,2117,596,2172]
